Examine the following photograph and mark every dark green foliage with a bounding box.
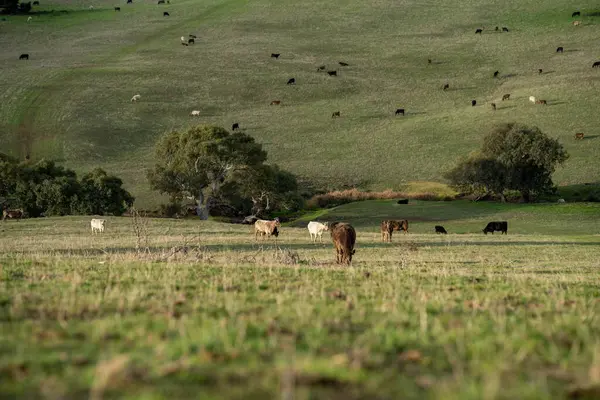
[148,125,301,218]
[0,0,30,14]
[446,124,569,202]
[0,154,133,217]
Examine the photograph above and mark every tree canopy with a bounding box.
[445,123,568,202]
[147,125,301,219]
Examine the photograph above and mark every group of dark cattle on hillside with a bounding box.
[250,214,508,265]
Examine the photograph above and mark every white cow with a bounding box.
[131,94,141,102]
[180,36,185,42]
[529,96,536,103]
[91,218,106,233]
[89,5,94,9]
[307,221,329,243]
[190,110,200,116]
[27,16,32,22]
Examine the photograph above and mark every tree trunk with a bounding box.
[499,192,507,203]
[196,191,209,220]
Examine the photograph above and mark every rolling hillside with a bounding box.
[1,0,599,207]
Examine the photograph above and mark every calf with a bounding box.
[232,122,239,130]
[475,28,483,34]
[493,70,499,78]
[502,94,510,101]
[572,11,580,17]
[189,34,197,38]
[435,225,447,234]
[443,83,449,91]
[181,42,188,46]
[157,0,165,3]
[380,220,408,242]
[254,218,281,240]
[491,102,496,111]
[131,94,141,102]
[535,99,547,105]
[90,218,106,233]
[114,7,120,11]
[502,27,509,32]
[163,11,169,16]
[188,38,194,44]
[190,110,200,116]
[33,0,39,4]
[19,54,29,60]
[575,133,584,139]
[2,209,23,221]
[307,221,329,242]
[327,70,337,76]
[127,0,132,3]
[287,78,295,85]
[428,58,432,64]
[471,100,477,106]
[573,20,581,26]
[271,53,280,59]
[270,100,281,105]
[482,221,508,235]
[593,61,600,68]
[317,65,326,71]
[539,68,543,74]
[556,47,563,53]
[338,61,349,66]
[529,96,536,103]
[330,222,356,265]
[331,111,341,118]
[395,108,405,116]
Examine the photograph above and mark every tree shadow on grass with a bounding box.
[582,135,599,140]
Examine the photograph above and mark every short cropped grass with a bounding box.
[1,201,599,399]
[1,0,600,206]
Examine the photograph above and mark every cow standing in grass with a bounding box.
[307,221,329,243]
[91,218,106,233]
[2,209,23,221]
[483,221,508,235]
[254,218,280,241]
[330,222,356,265]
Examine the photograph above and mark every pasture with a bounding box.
[1,201,599,398]
[1,0,600,207]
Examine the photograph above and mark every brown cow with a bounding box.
[381,220,408,242]
[329,222,356,265]
[535,99,547,105]
[491,103,496,111]
[502,94,510,101]
[2,209,23,221]
[254,218,280,240]
[575,133,584,139]
[270,100,281,105]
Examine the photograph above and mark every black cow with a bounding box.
[127,0,132,3]
[491,102,496,111]
[572,11,580,17]
[397,199,409,204]
[114,7,120,11]
[502,94,510,101]
[428,58,432,64]
[483,221,508,235]
[594,61,600,68]
[327,70,337,76]
[475,28,483,34]
[163,11,169,16]
[19,54,29,60]
[339,61,349,66]
[443,83,449,91]
[471,100,477,106]
[331,111,341,118]
[395,108,405,116]
[287,78,295,85]
[317,65,326,71]
[189,34,197,38]
[157,0,165,3]
[493,70,499,78]
[556,47,563,53]
[232,123,239,131]
[188,38,194,44]
[435,225,447,234]
[181,42,188,46]
[495,26,499,31]
[539,68,543,74]
[33,0,39,4]
[271,53,280,59]
[502,27,509,32]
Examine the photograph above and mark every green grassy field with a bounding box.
[1,201,599,399]
[1,0,600,207]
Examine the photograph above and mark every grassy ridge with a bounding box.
[1,202,599,399]
[1,0,600,207]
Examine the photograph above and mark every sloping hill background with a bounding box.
[1,0,599,207]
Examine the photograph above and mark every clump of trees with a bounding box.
[147,125,302,219]
[0,153,134,217]
[445,123,568,202]
[0,0,31,14]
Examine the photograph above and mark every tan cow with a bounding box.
[381,219,409,242]
[254,218,280,240]
[330,222,356,265]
